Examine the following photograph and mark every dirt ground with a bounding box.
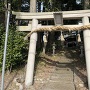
[0,47,88,90]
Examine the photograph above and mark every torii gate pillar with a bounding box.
[83,16,90,89]
[25,19,38,88]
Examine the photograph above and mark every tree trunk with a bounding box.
[30,0,37,12]
[84,0,89,9]
[30,0,42,50]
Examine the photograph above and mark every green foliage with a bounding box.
[38,0,83,12]
[0,1,4,11]
[11,0,21,11]
[0,24,28,71]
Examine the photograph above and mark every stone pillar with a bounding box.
[43,32,48,54]
[82,16,90,89]
[25,19,38,88]
[77,32,81,43]
[61,31,64,47]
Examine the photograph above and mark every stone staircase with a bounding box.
[40,56,75,90]
[29,48,87,90]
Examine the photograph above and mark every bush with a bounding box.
[0,24,28,71]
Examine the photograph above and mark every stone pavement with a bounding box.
[39,54,76,90]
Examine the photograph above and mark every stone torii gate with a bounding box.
[13,10,90,89]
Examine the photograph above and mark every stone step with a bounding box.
[35,68,55,73]
[49,80,73,84]
[50,73,73,79]
[54,68,74,74]
[56,59,73,63]
[49,76,73,82]
[55,66,74,70]
[42,82,75,90]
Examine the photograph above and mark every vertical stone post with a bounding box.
[25,19,38,88]
[60,31,64,47]
[43,32,48,54]
[77,22,82,45]
[82,16,90,89]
